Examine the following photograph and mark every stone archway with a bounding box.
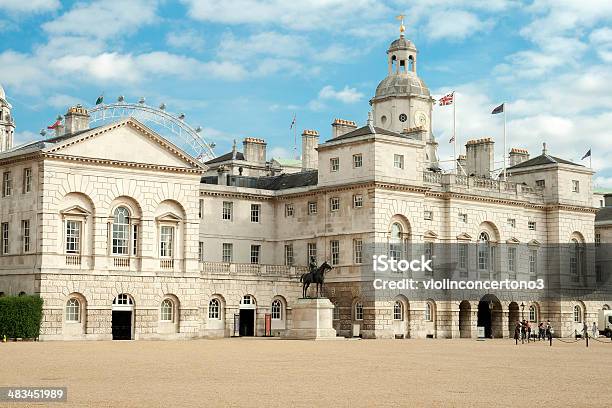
[459,300,471,338]
[477,294,502,338]
[508,302,520,334]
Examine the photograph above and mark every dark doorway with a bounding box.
[477,301,492,338]
[239,309,255,336]
[112,311,132,340]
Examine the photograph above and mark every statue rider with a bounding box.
[309,257,317,274]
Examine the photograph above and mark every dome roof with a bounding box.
[388,36,416,52]
[373,74,431,99]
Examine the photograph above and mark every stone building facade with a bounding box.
[0,31,610,340]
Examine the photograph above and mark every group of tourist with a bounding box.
[514,320,553,344]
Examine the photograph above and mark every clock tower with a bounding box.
[370,21,438,166]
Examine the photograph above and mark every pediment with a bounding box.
[60,205,91,216]
[423,230,438,239]
[155,212,182,222]
[528,239,541,246]
[44,118,205,170]
[456,232,472,241]
[506,237,521,244]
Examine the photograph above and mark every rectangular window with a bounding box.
[354,239,363,264]
[198,199,204,219]
[21,220,30,253]
[198,241,204,262]
[132,224,138,256]
[424,210,433,221]
[330,240,340,266]
[285,204,294,217]
[535,179,545,188]
[424,242,434,274]
[330,157,339,172]
[572,180,579,193]
[528,221,536,231]
[222,201,233,221]
[250,245,260,264]
[353,194,363,208]
[2,171,12,197]
[595,233,601,247]
[508,247,516,274]
[459,213,468,223]
[529,249,537,275]
[353,154,362,168]
[1,222,8,254]
[65,220,81,254]
[251,204,260,222]
[330,197,340,212]
[308,201,317,215]
[596,264,603,283]
[160,226,174,258]
[459,243,467,270]
[507,218,516,228]
[307,242,317,264]
[222,243,233,263]
[23,168,32,194]
[284,244,294,266]
[394,154,404,169]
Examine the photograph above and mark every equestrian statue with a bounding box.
[299,259,333,298]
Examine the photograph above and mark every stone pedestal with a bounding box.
[283,298,338,340]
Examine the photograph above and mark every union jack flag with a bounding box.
[438,92,454,106]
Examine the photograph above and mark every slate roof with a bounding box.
[204,151,245,165]
[256,170,318,190]
[327,124,410,142]
[596,207,612,222]
[508,154,583,170]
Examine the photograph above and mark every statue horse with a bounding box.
[300,261,333,298]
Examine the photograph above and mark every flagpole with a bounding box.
[453,92,457,175]
[503,103,507,181]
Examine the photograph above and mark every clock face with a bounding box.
[399,113,408,122]
[414,111,428,127]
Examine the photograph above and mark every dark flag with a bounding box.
[581,149,591,160]
[95,94,104,105]
[491,103,504,114]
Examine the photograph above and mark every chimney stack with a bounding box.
[64,105,90,135]
[509,148,529,167]
[331,118,357,138]
[242,137,266,165]
[301,129,319,170]
[465,138,494,178]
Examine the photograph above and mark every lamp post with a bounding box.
[520,302,525,320]
[488,300,494,339]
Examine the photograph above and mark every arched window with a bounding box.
[209,298,220,319]
[394,301,403,321]
[113,293,133,305]
[478,232,489,270]
[529,305,537,322]
[112,207,130,255]
[389,223,403,261]
[18,291,26,297]
[573,305,582,323]
[355,302,363,320]
[66,298,80,322]
[271,299,282,320]
[241,295,254,305]
[160,299,174,322]
[425,302,433,322]
[603,305,610,311]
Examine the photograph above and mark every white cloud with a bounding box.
[46,94,84,109]
[318,85,363,103]
[424,10,493,41]
[166,30,205,52]
[0,0,59,13]
[13,130,39,146]
[42,0,158,39]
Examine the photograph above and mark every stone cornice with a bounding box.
[42,153,203,175]
[0,152,43,166]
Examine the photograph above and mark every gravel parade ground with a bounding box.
[1,338,610,407]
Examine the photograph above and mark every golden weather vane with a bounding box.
[396,14,406,36]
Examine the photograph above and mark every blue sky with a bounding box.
[1,0,612,187]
